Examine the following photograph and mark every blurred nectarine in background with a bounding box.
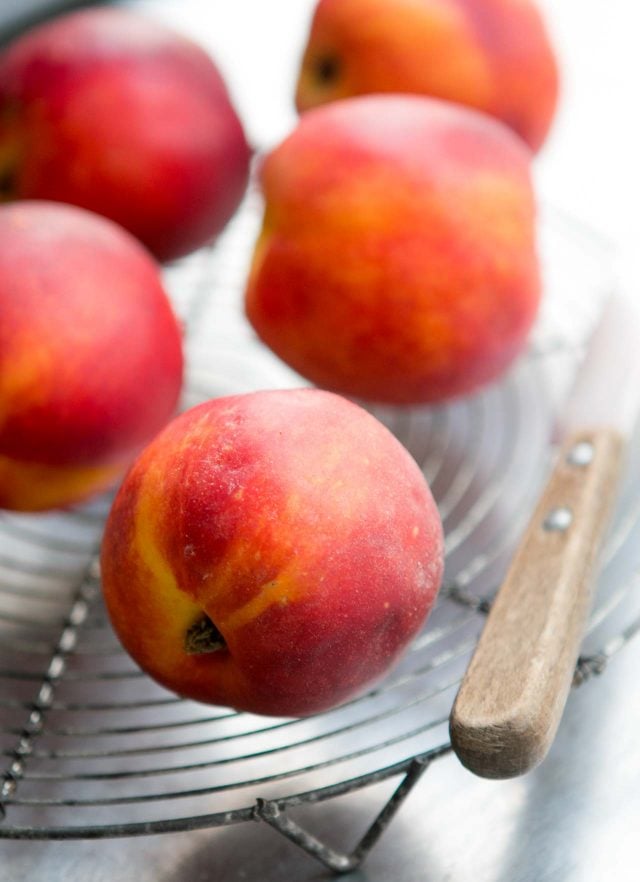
[0,201,183,512]
[296,0,559,152]
[0,7,251,261]
[246,94,541,405]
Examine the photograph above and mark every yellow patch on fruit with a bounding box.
[219,571,302,632]
[462,173,535,247]
[0,452,124,511]
[0,338,54,432]
[133,475,204,633]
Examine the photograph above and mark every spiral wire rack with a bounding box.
[2,192,640,872]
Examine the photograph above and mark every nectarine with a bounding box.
[246,94,541,405]
[296,0,559,152]
[0,201,183,512]
[101,389,444,717]
[0,7,251,261]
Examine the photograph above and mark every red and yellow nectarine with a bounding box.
[296,0,559,152]
[246,94,541,405]
[0,7,251,261]
[101,389,444,717]
[0,201,183,511]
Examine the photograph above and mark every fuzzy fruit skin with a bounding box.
[101,389,444,717]
[0,7,251,261]
[296,0,559,152]
[0,201,183,511]
[245,95,540,405]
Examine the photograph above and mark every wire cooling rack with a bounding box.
[2,193,640,873]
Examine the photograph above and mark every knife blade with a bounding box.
[449,289,640,779]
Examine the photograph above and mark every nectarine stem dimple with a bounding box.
[185,615,226,655]
[0,158,17,200]
[314,54,341,84]
[0,113,20,201]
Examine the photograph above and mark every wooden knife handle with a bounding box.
[449,427,625,779]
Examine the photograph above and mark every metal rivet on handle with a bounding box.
[543,506,573,532]
[566,441,595,467]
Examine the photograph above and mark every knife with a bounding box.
[449,290,640,779]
